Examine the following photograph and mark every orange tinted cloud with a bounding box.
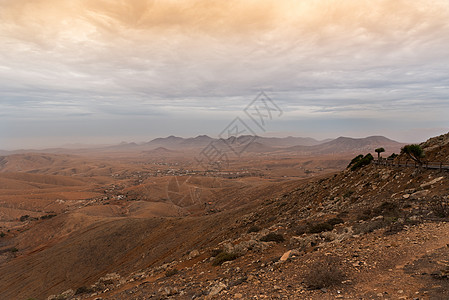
[1,0,448,148]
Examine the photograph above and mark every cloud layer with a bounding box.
[1,0,448,148]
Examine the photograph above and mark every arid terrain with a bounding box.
[1,134,448,300]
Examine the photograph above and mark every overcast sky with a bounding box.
[1,0,448,149]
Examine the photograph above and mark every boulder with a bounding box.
[209,282,227,296]
[420,177,444,189]
[410,190,430,200]
[188,249,200,259]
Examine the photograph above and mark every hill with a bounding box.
[420,132,449,161]
[0,133,447,299]
[284,136,404,155]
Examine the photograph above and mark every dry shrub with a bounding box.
[260,232,285,243]
[211,252,239,266]
[304,256,345,289]
[165,269,178,277]
[430,200,449,218]
[308,222,333,234]
[247,225,261,233]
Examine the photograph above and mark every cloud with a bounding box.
[0,0,448,148]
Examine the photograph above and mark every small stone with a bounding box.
[209,282,227,296]
[279,250,292,262]
[234,293,243,299]
[410,190,430,200]
[188,249,200,259]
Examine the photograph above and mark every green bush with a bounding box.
[401,144,425,163]
[0,232,5,238]
[212,252,239,266]
[260,232,285,243]
[347,154,363,169]
[350,154,374,171]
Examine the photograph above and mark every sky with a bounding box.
[1,0,449,149]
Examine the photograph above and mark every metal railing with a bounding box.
[373,158,449,171]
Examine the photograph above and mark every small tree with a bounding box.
[375,147,385,160]
[401,144,425,164]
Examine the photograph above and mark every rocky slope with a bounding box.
[39,133,449,300]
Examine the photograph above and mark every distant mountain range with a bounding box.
[0,135,404,156]
[281,136,404,155]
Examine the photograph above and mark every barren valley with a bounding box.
[0,134,448,300]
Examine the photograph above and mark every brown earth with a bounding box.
[0,133,447,300]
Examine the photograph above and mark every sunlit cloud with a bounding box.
[0,0,448,148]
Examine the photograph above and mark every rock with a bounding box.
[159,286,178,296]
[420,177,444,189]
[209,282,227,296]
[279,250,292,262]
[233,239,259,255]
[410,190,430,200]
[321,231,337,242]
[290,234,320,250]
[188,249,200,259]
[409,215,421,221]
[234,293,243,298]
[99,273,120,285]
[222,242,234,253]
[47,289,74,300]
[92,273,121,291]
[403,194,410,199]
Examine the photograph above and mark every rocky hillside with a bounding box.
[420,132,449,161]
[38,134,449,300]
